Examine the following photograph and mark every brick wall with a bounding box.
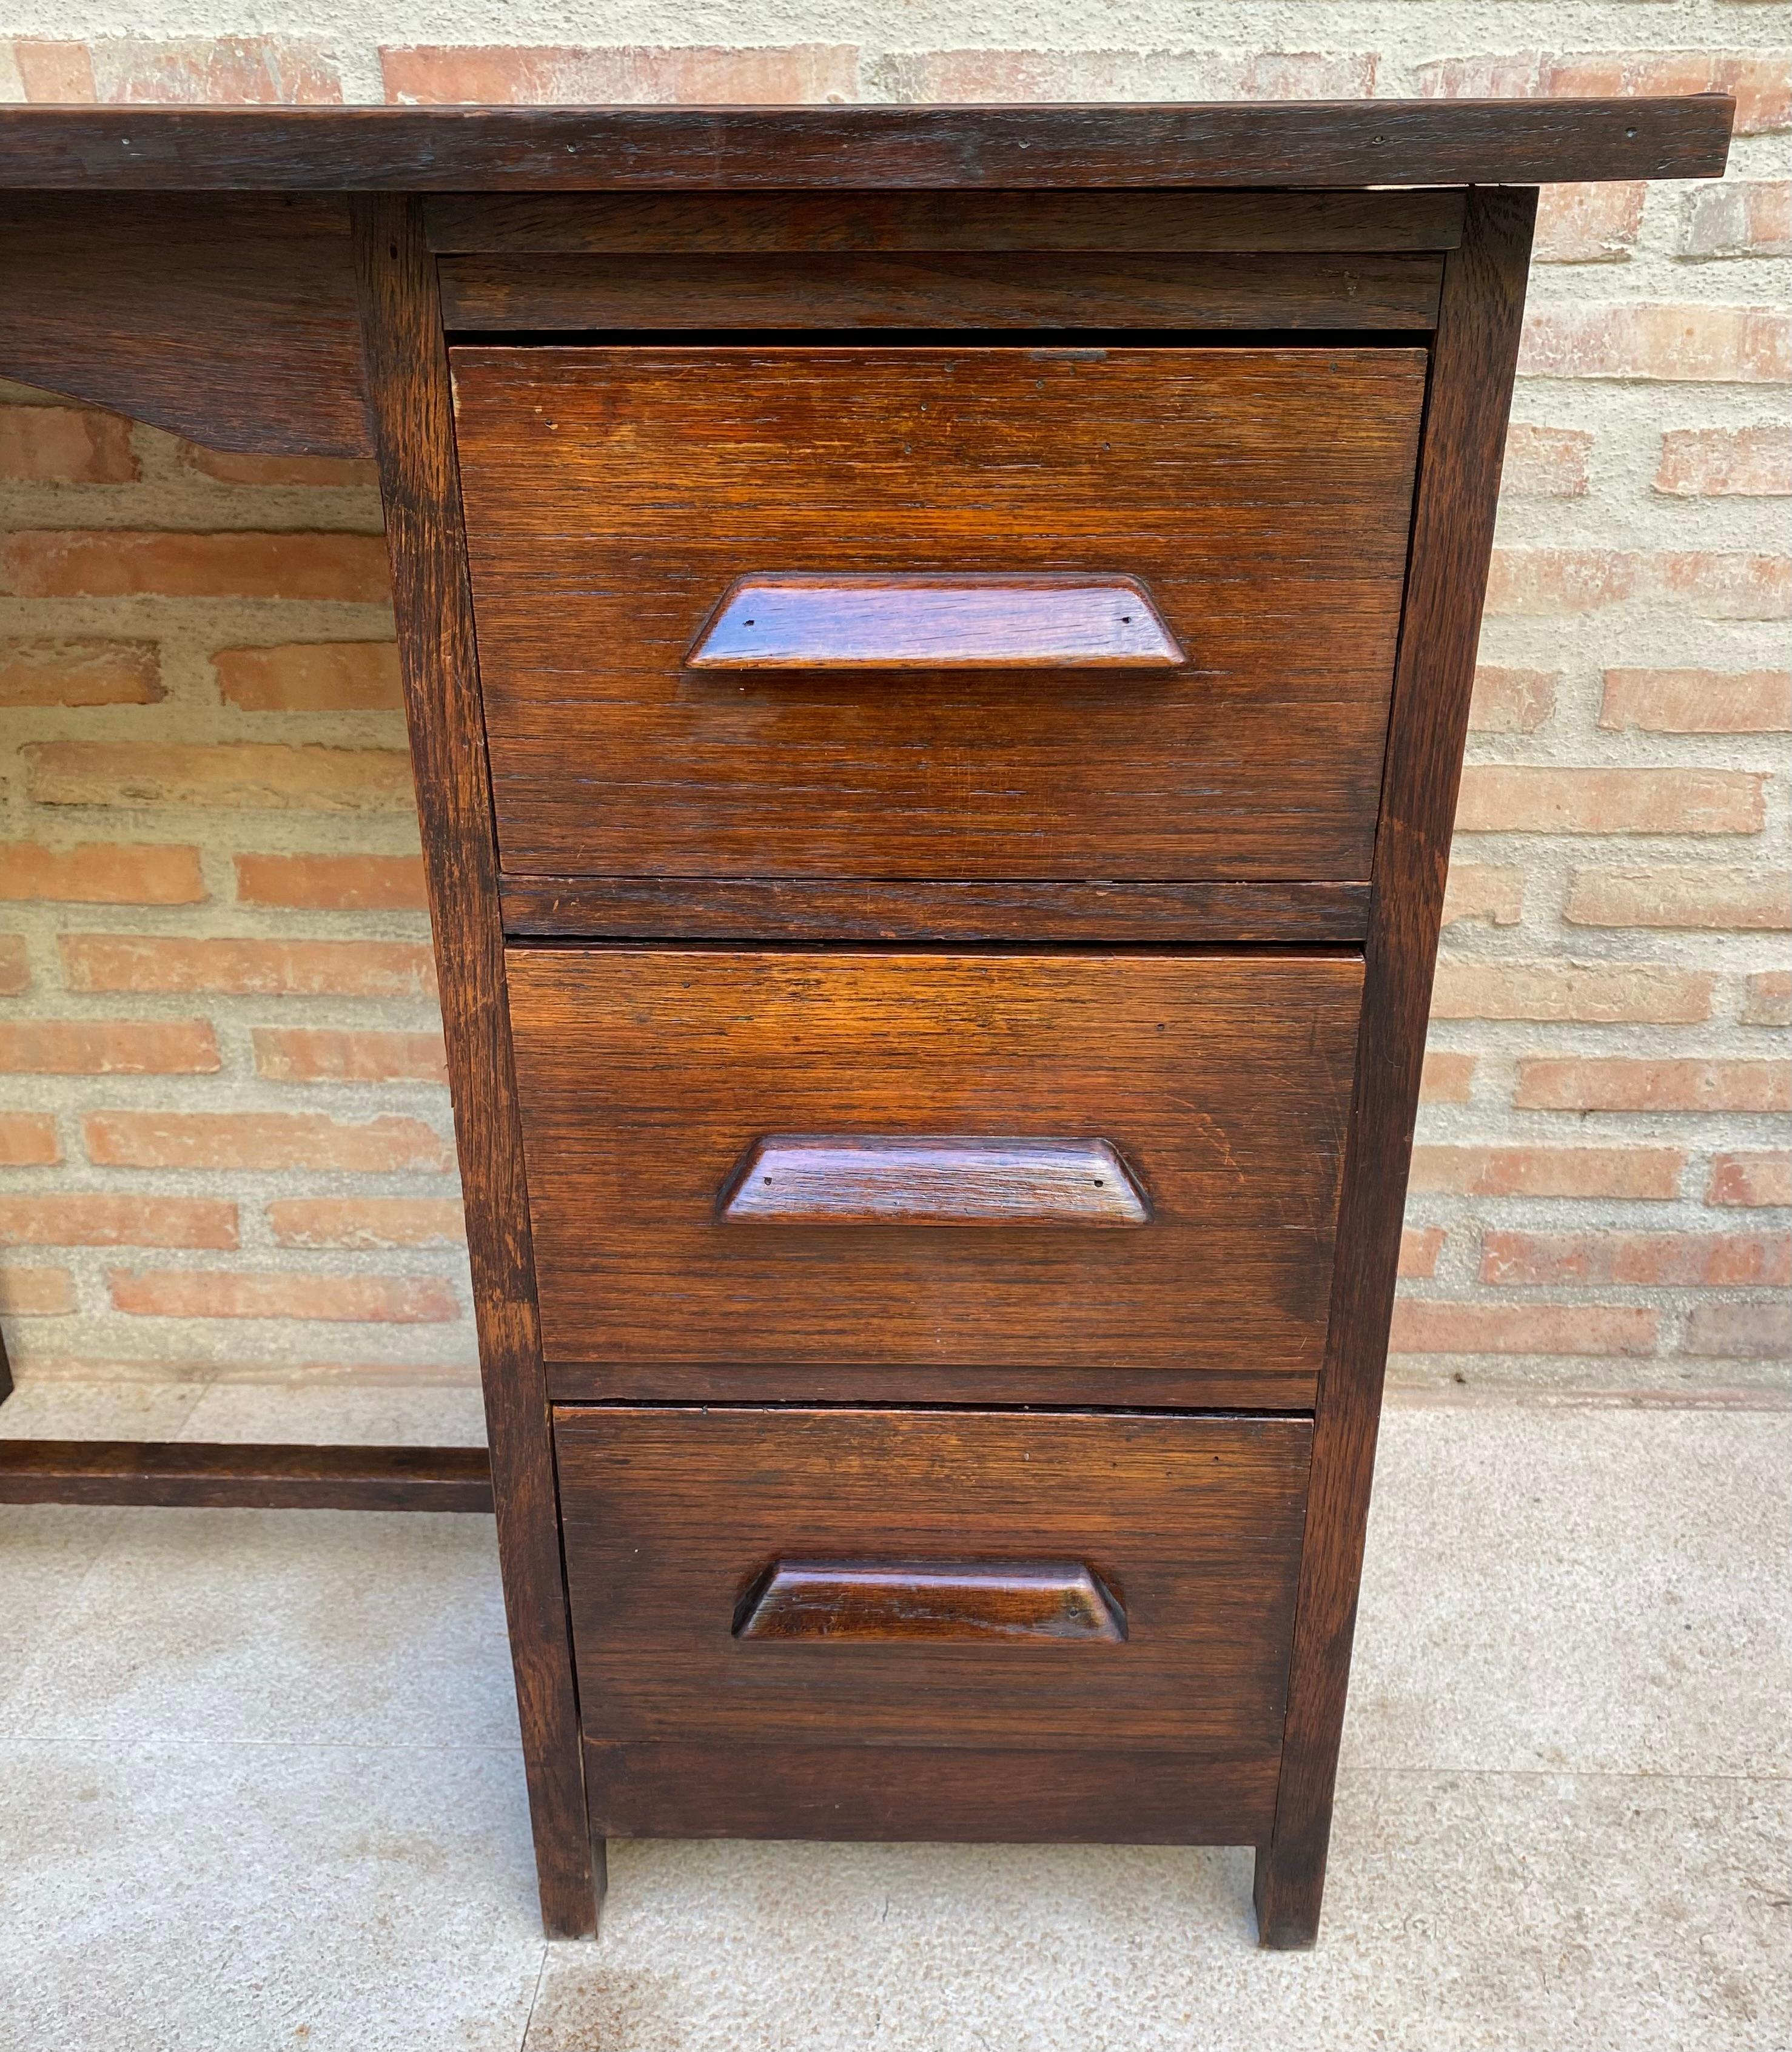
[1,14,1787,1398]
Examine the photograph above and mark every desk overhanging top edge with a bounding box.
[0,99,1733,189]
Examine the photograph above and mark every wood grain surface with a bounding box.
[731,1558,1127,1643]
[0,1439,492,1512]
[453,345,1425,883]
[685,574,1186,671]
[0,195,371,456]
[717,1134,1151,1227]
[425,189,1469,254]
[498,875,1372,945]
[0,101,1734,190]
[556,1404,1311,1838]
[543,1360,1317,1411]
[508,947,1361,1385]
[351,197,597,1939]
[438,250,1443,331]
[1253,186,1542,1950]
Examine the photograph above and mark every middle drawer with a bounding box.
[507,946,1361,1403]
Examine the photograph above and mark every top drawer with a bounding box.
[452,345,1426,884]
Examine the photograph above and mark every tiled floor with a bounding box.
[1,1385,1787,2051]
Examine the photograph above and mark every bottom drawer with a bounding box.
[555,1405,1312,1843]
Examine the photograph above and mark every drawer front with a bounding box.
[557,1405,1312,1840]
[508,947,1361,1390]
[453,345,1426,883]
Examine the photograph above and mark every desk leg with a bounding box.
[1253,186,1537,1949]
[351,195,600,1941]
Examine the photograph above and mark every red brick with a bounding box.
[0,1114,60,1166]
[0,841,205,904]
[1499,427,1589,499]
[24,741,415,813]
[0,530,390,602]
[1515,1058,1790,1114]
[56,36,344,104]
[1420,1052,1476,1103]
[1565,867,1791,932]
[252,1027,448,1085]
[1398,1226,1445,1279]
[61,935,437,998]
[1707,1153,1792,1208]
[267,1198,466,1250]
[0,1195,239,1250]
[109,1270,457,1324]
[0,935,31,995]
[1483,1230,1791,1289]
[183,445,379,488]
[1743,972,1791,1028]
[213,642,403,711]
[1533,183,1644,263]
[235,853,428,910]
[1679,180,1791,259]
[11,41,95,99]
[878,49,1378,101]
[1408,1146,1684,1200]
[0,1266,75,1316]
[1441,866,1525,927]
[1431,963,1713,1025]
[1388,1300,1657,1357]
[380,43,857,104]
[1486,548,1792,618]
[1469,665,1557,732]
[0,1020,220,1075]
[0,637,161,706]
[0,405,136,483]
[1455,766,1765,835]
[1660,552,1792,619]
[1417,54,1789,138]
[1656,427,1792,499]
[83,1111,452,1174]
[1599,667,1791,732]
[1518,304,1789,383]
[1680,1302,1792,1361]
[1485,548,1639,613]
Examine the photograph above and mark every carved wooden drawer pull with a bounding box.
[734,1558,1127,1643]
[717,1134,1150,1226]
[686,573,1186,670]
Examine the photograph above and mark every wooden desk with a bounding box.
[0,98,1734,1946]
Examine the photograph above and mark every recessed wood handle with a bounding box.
[686,573,1185,670]
[717,1134,1150,1226]
[733,1558,1126,1643]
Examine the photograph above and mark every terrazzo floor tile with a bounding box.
[1349,1408,1792,1778]
[0,1382,211,1712]
[0,1740,544,2052]
[526,1775,1790,2052]
[1,1506,517,1749]
[1,1385,1785,2050]
[177,1379,490,1447]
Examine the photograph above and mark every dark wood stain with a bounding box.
[685,573,1187,672]
[453,345,1426,883]
[716,1133,1152,1228]
[1252,185,1542,1950]
[498,875,1372,946]
[732,1556,1127,1643]
[0,1439,492,1512]
[0,101,1734,189]
[555,1404,1311,1840]
[438,250,1445,331]
[424,188,1469,255]
[349,195,598,1940]
[507,947,1361,1387]
[0,195,372,456]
